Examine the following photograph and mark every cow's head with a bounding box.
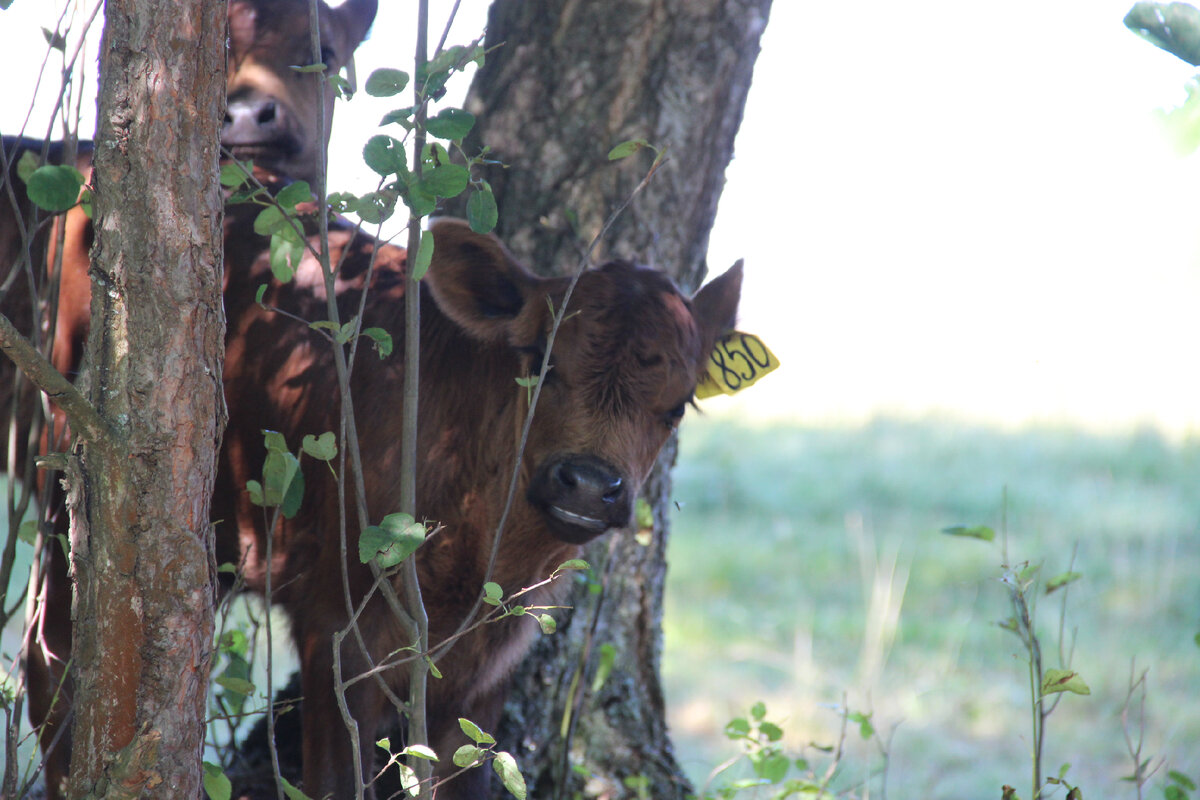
[225,0,377,185]
[426,220,743,545]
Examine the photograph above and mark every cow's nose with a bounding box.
[529,455,632,544]
[223,95,284,142]
[553,459,624,504]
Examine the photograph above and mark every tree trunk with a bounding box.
[457,1,772,796]
[66,0,226,796]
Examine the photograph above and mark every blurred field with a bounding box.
[664,414,1200,798]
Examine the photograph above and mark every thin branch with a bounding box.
[0,312,110,443]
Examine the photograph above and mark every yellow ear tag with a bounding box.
[695,331,780,400]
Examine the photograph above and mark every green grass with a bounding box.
[665,415,1200,798]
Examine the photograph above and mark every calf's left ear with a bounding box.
[690,260,744,353]
[424,218,541,344]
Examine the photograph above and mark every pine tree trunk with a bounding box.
[457,1,772,796]
[66,0,226,796]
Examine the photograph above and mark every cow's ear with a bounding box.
[336,0,378,48]
[691,259,744,352]
[425,219,540,343]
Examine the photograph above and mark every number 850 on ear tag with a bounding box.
[695,331,780,400]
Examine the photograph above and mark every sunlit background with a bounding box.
[3,1,1199,796]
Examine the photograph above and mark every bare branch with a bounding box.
[0,312,110,444]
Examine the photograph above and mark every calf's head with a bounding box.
[427,220,743,545]
[225,0,377,185]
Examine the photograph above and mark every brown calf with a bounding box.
[0,0,376,795]
[216,216,743,799]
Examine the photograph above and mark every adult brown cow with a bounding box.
[0,1,376,795]
[216,214,743,799]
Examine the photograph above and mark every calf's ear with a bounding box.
[336,0,378,48]
[425,219,540,343]
[691,259,744,352]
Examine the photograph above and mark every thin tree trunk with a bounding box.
[457,1,772,796]
[66,0,226,796]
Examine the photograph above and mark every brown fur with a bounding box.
[0,2,376,796]
[215,217,742,798]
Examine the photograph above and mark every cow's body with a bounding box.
[1,1,376,796]
[217,216,743,798]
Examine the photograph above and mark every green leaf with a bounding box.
[219,629,249,657]
[759,721,784,742]
[724,717,751,739]
[395,762,419,795]
[635,497,654,530]
[1041,668,1091,697]
[425,107,475,141]
[335,319,357,344]
[261,440,300,508]
[327,73,352,99]
[16,151,40,184]
[246,479,264,507]
[363,135,407,177]
[255,284,268,305]
[301,432,337,461]
[269,231,304,282]
[292,62,327,74]
[753,750,790,783]
[280,466,304,519]
[591,643,616,694]
[279,777,313,800]
[214,676,256,696]
[220,162,251,188]
[420,163,470,199]
[17,519,37,545]
[402,182,437,217]
[26,164,84,213]
[849,711,875,739]
[401,744,439,761]
[358,513,426,567]
[1045,571,1083,595]
[537,614,557,635]
[1169,770,1197,790]
[493,751,527,799]
[202,761,232,800]
[275,180,313,211]
[482,581,503,606]
[42,27,66,52]
[352,190,397,225]
[607,138,649,160]
[380,106,417,129]
[452,744,484,768]
[365,67,410,97]
[466,184,498,234]
[459,717,496,745]
[412,229,435,281]
[750,701,766,721]
[362,327,394,358]
[254,205,286,236]
[553,558,589,575]
[1165,786,1186,800]
[426,655,443,680]
[941,525,995,541]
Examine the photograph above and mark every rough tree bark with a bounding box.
[454,1,773,796]
[65,0,226,796]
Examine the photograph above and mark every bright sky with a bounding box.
[3,0,1199,432]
